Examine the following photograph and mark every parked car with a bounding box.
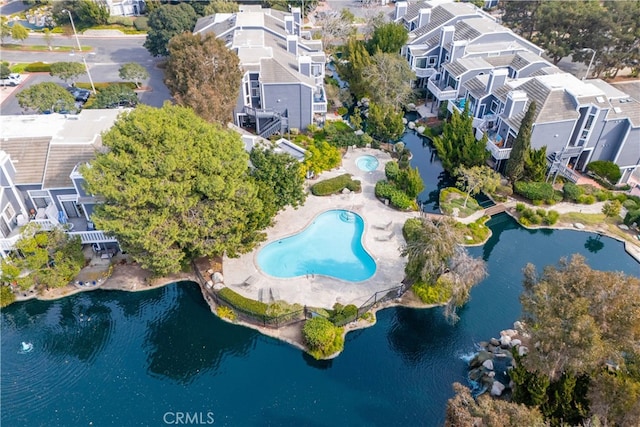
[66,86,91,103]
[1,73,22,87]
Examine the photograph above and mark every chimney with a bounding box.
[292,7,301,35]
[284,16,294,34]
[486,68,508,94]
[505,90,528,117]
[395,1,408,21]
[287,34,298,56]
[450,40,467,61]
[418,8,431,28]
[298,55,311,77]
[440,25,455,50]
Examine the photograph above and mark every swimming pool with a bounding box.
[356,155,379,172]
[257,210,376,282]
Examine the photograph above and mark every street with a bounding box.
[0,33,172,114]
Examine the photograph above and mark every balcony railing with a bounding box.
[479,129,512,160]
[313,102,327,113]
[415,67,436,78]
[68,230,118,245]
[427,79,457,101]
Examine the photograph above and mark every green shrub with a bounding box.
[594,190,612,201]
[522,208,534,219]
[24,61,51,72]
[390,190,413,210]
[311,174,361,196]
[529,214,542,225]
[515,203,525,212]
[336,106,348,116]
[514,181,554,202]
[577,194,596,204]
[623,199,638,210]
[587,160,622,184]
[536,209,547,217]
[76,82,137,91]
[624,209,640,226]
[385,161,400,181]
[563,182,583,202]
[108,16,135,26]
[412,277,452,304]
[375,180,395,200]
[218,287,268,316]
[330,304,358,326]
[302,317,344,359]
[545,210,560,225]
[532,199,543,206]
[133,17,149,31]
[0,285,15,308]
[519,216,530,226]
[553,190,564,202]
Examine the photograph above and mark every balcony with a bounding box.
[481,129,512,160]
[427,79,457,101]
[415,67,436,78]
[313,87,327,113]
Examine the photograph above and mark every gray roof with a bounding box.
[0,137,49,185]
[44,144,98,189]
[444,56,492,77]
[410,2,477,39]
[607,99,640,127]
[510,50,546,71]
[465,74,490,99]
[530,65,563,77]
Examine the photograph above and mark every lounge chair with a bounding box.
[374,221,392,230]
[375,231,395,242]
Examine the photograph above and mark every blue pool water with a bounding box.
[257,209,376,281]
[356,155,379,172]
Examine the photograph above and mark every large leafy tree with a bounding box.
[363,51,415,109]
[10,22,29,44]
[249,148,306,224]
[143,3,198,57]
[505,101,536,182]
[52,0,109,28]
[0,224,84,291]
[81,104,264,276]
[164,32,242,125]
[203,0,239,15]
[16,82,76,113]
[366,22,408,55]
[455,165,501,208]
[499,0,542,39]
[49,61,86,84]
[432,104,488,172]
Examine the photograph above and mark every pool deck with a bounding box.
[223,147,421,309]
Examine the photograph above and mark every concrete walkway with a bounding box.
[223,147,420,309]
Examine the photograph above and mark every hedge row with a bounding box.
[217,287,268,317]
[75,82,137,91]
[375,180,413,210]
[311,173,361,196]
[516,204,559,226]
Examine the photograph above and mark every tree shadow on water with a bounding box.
[585,235,605,253]
[143,283,257,384]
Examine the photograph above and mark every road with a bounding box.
[0,33,171,114]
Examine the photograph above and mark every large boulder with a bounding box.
[490,338,500,346]
[511,338,522,347]
[500,335,512,348]
[513,320,524,330]
[518,346,529,357]
[469,351,493,369]
[482,359,494,370]
[491,381,506,396]
[501,329,518,338]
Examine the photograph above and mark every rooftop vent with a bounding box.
[613,107,622,113]
[596,96,605,103]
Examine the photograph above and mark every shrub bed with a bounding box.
[75,82,137,91]
[518,207,560,227]
[329,303,358,326]
[586,160,621,184]
[412,278,452,304]
[514,181,554,203]
[311,174,361,196]
[302,317,345,359]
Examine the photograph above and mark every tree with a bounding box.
[602,200,622,218]
[0,224,84,291]
[432,104,488,172]
[143,3,198,57]
[586,160,621,184]
[505,101,537,182]
[249,148,306,223]
[316,8,356,47]
[361,11,386,41]
[301,140,342,177]
[91,84,138,109]
[302,317,344,359]
[445,382,546,427]
[499,0,542,39]
[398,166,424,199]
[16,82,76,113]
[520,255,640,381]
[366,22,408,55]
[524,146,547,182]
[10,22,29,44]
[75,0,109,26]
[336,36,372,101]
[0,63,10,79]
[203,0,239,15]
[1,16,12,44]
[118,62,149,88]
[362,51,415,108]
[49,61,86,84]
[164,32,242,124]
[455,165,501,208]
[366,102,405,142]
[43,28,53,51]
[81,104,265,276]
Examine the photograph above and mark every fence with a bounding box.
[192,261,410,330]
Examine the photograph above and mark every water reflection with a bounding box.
[585,235,605,253]
[143,282,256,384]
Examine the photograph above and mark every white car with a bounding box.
[0,73,22,87]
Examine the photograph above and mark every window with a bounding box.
[3,204,15,223]
[416,58,427,68]
[28,190,51,209]
[250,81,260,98]
[584,114,595,131]
[490,100,499,113]
[428,56,438,66]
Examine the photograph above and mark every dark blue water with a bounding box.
[2,216,638,426]
[400,128,454,214]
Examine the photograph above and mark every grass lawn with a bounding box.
[0,43,92,52]
[558,212,607,226]
[440,187,482,218]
